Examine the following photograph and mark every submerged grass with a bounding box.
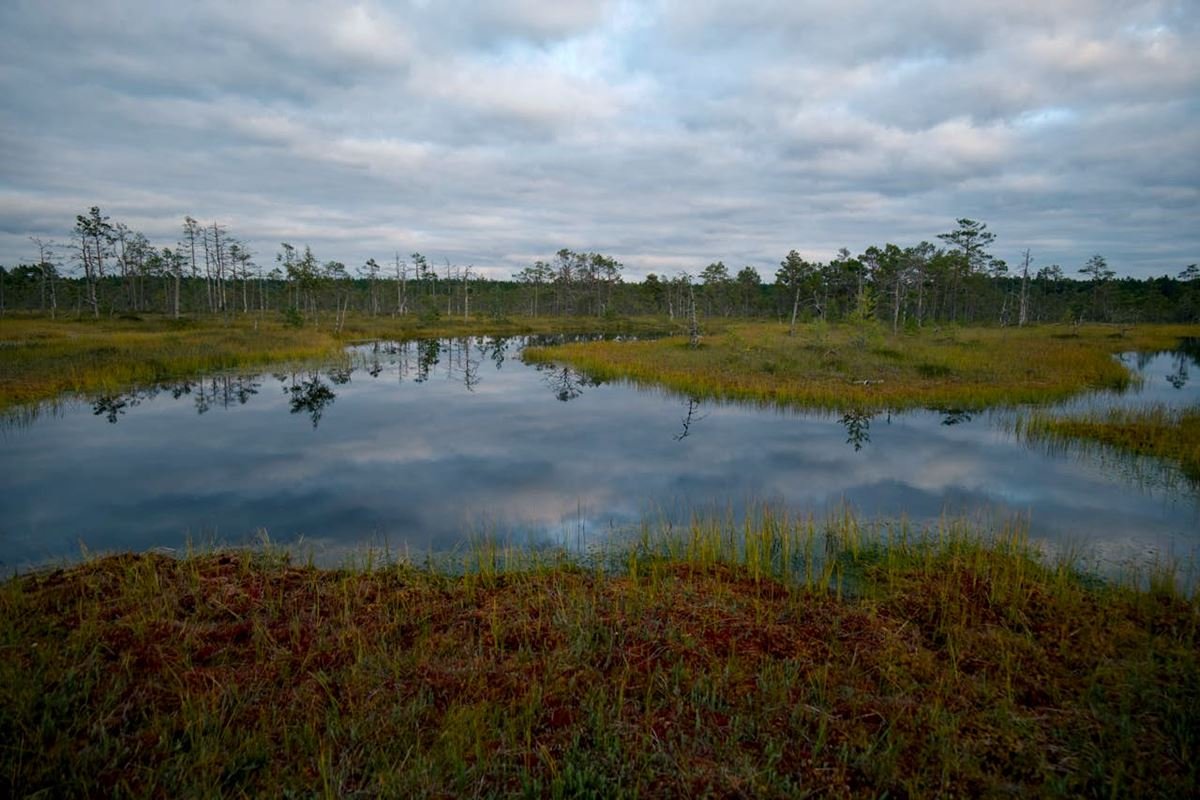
[0,313,669,412]
[2,513,1196,798]
[524,321,1200,412]
[1017,404,1200,483]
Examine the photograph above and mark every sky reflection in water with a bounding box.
[1,336,1197,570]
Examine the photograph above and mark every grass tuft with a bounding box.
[2,513,1196,797]
[1017,404,1200,482]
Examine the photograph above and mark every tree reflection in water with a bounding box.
[286,373,336,428]
[535,363,600,402]
[482,336,510,371]
[674,397,707,441]
[839,409,875,451]
[934,407,974,426]
[90,374,261,423]
[1166,351,1190,389]
[92,394,134,423]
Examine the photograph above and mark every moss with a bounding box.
[1,515,1196,797]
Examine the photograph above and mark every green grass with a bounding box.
[2,513,1196,798]
[524,321,1200,412]
[0,316,338,411]
[0,313,670,412]
[1017,405,1200,483]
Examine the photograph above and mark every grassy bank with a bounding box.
[2,516,1196,797]
[0,316,337,411]
[525,321,1200,411]
[1018,405,1200,482]
[6,315,1193,416]
[0,313,671,411]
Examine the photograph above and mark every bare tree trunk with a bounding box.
[1018,249,1031,327]
[185,219,200,314]
[81,232,101,318]
[892,276,902,334]
[48,264,57,319]
[689,283,701,348]
[462,266,470,320]
[202,229,214,313]
[32,237,58,319]
[334,294,348,333]
[916,267,924,327]
[395,253,408,316]
[789,284,800,336]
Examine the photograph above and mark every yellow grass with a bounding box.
[0,313,667,411]
[525,321,1200,411]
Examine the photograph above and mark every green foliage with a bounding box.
[280,306,304,328]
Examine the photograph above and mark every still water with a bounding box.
[2,336,1197,570]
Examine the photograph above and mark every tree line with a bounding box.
[2,208,1197,325]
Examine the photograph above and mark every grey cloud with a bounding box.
[0,0,1196,278]
[429,0,618,46]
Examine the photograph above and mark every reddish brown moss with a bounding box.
[1,551,1197,797]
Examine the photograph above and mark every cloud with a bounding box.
[0,0,1196,277]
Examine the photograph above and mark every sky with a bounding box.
[0,0,1197,280]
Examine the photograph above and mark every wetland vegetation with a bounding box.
[3,315,1199,797]
[2,516,1197,798]
[524,321,1200,411]
[1017,405,1200,483]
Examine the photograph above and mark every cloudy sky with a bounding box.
[1,0,1197,279]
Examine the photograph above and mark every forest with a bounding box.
[4,207,1198,327]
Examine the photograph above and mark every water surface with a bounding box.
[2,336,1197,570]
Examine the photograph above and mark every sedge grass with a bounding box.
[0,313,670,412]
[0,316,337,411]
[524,321,1200,412]
[1016,404,1200,483]
[2,512,1196,798]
